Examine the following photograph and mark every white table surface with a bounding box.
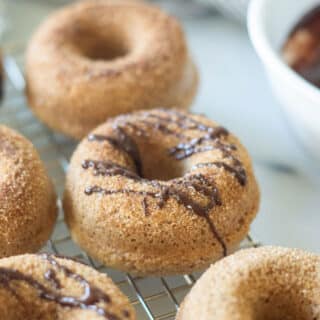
[3,0,320,254]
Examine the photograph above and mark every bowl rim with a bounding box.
[247,0,320,104]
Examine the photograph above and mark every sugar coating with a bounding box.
[177,246,320,320]
[64,109,260,276]
[0,254,135,319]
[0,126,57,257]
[25,0,198,139]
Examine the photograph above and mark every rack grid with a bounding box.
[1,44,261,320]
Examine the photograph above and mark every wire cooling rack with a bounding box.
[1,43,261,320]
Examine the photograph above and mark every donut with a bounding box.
[64,109,260,276]
[26,0,198,139]
[0,253,135,319]
[0,126,57,257]
[177,246,320,320]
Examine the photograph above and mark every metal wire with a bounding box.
[1,46,261,320]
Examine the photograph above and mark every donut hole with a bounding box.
[139,143,188,181]
[82,36,129,61]
[249,289,315,320]
[234,267,318,320]
[142,156,186,181]
[73,26,131,62]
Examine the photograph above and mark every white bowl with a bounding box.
[248,0,320,160]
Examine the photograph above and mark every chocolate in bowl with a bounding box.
[282,5,320,88]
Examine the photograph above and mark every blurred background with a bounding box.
[0,0,319,265]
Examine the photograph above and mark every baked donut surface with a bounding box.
[26,0,198,139]
[0,254,135,319]
[0,126,57,257]
[64,109,259,276]
[177,246,320,320]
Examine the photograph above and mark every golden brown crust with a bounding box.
[177,246,320,320]
[26,0,198,139]
[0,254,135,319]
[64,109,260,276]
[0,126,57,257]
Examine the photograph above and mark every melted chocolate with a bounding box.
[0,254,127,320]
[283,5,320,87]
[88,125,142,176]
[141,197,150,216]
[84,185,156,198]
[85,109,248,256]
[192,161,247,186]
[168,127,228,160]
[82,160,140,181]
[44,269,61,290]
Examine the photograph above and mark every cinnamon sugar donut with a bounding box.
[0,126,57,257]
[0,253,135,319]
[26,0,198,139]
[64,109,260,276]
[177,246,320,320]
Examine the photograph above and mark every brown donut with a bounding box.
[177,246,320,320]
[64,109,260,276]
[0,126,57,257]
[0,253,135,319]
[26,0,198,139]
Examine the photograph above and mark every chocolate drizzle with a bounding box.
[44,269,61,290]
[88,126,142,176]
[84,109,248,256]
[0,254,128,320]
[82,160,140,181]
[168,128,229,160]
[192,161,247,186]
